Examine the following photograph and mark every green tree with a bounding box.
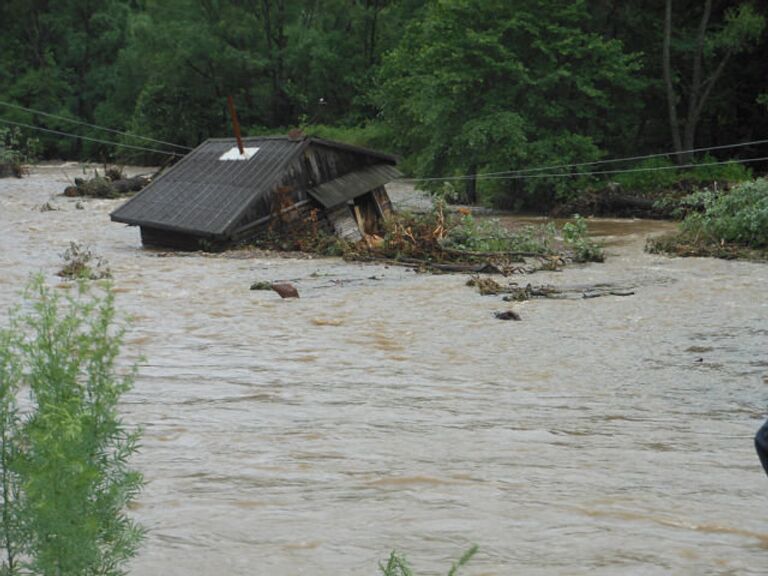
[376,0,644,206]
[0,0,133,159]
[662,0,765,161]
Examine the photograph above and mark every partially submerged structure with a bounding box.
[110,136,401,250]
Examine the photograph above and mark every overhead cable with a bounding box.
[399,155,768,183]
[0,100,193,151]
[0,118,184,157]
[403,137,768,182]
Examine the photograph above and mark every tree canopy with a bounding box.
[0,0,765,205]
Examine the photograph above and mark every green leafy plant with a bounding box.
[380,551,414,576]
[0,277,144,576]
[0,127,40,179]
[562,215,605,262]
[379,545,478,576]
[446,214,557,255]
[57,242,112,280]
[680,178,768,248]
[0,320,23,575]
[611,156,751,195]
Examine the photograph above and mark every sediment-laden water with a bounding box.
[1,167,767,575]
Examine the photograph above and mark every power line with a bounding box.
[0,118,184,157]
[399,155,768,183]
[0,100,194,151]
[403,137,768,182]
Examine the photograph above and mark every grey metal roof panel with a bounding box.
[308,164,403,208]
[110,137,307,236]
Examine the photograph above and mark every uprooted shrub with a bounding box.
[57,242,112,280]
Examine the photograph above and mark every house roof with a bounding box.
[110,136,398,237]
[308,164,402,208]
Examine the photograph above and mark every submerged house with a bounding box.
[110,136,401,250]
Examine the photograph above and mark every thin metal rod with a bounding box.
[226,96,245,155]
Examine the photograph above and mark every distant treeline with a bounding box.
[1,0,766,205]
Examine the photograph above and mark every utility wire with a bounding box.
[0,100,194,151]
[402,137,768,182]
[400,155,768,183]
[0,118,184,157]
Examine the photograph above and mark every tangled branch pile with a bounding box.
[57,242,112,280]
[347,203,604,272]
[249,200,604,273]
[63,167,150,199]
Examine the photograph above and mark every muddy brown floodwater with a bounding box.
[1,167,767,575]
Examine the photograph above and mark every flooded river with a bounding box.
[1,167,767,575]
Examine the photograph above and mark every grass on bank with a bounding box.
[646,177,768,260]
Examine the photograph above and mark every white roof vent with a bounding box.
[219,147,259,161]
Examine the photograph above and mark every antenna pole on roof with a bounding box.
[226,95,245,155]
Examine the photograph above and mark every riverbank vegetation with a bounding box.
[647,178,768,260]
[0,278,143,575]
[256,201,604,272]
[0,1,766,212]
[0,128,38,178]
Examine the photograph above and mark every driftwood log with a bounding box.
[111,176,150,195]
[468,277,636,300]
[64,175,151,198]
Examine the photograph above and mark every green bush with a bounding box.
[0,277,144,576]
[612,156,752,194]
[445,214,557,255]
[0,127,40,178]
[680,178,768,248]
[303,122,396,152]
[562,215,605,263]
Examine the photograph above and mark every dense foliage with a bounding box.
[0,0,766,205]
[680,178,768,247]
[647,178,768,258]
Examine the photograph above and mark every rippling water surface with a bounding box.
[1,168,767,575]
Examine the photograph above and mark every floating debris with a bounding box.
[494,310,522,321]
[271,283,299,299]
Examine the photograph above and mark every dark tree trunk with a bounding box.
[465,165,478,205]
[662,0,683,159]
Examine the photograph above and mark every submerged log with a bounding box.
[111,176,151,195]
[63,174,152,198]
[494,310,522,321]
[466,280,637,300]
